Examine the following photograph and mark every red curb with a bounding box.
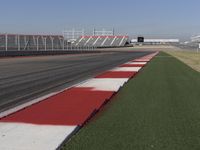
[120,64,146,67]
[95,71,137,78]
[1,88,114,126]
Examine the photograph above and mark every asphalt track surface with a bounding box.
[0,51,152,112]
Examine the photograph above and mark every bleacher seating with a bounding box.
[74,35,129,47]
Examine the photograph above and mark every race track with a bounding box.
[0,51,152,112]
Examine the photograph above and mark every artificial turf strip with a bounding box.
[62,52,200,150]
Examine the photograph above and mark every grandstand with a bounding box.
[73,28,129,47]
[0,29,129,51]
[73,35,129,47]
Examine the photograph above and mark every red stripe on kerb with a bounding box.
[0,88,114,126]
[132,60,149,62]
[95,71,136,78]
[120,64,145,67]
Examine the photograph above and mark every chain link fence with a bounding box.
[0,34,96,51]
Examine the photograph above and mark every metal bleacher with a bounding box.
[74,35,129,47]
[87,37,96,46]
[94,37,104,47]
[119,37,129,46]
[111,37,120,46]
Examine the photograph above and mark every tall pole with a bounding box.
[18,35,20,51]
[5,33,8,51]
[66,40,68,50]
[36,37,39,51]
[63,38,65,50]
[72,28,75,40]
[44,37,47,51]
[93,28,95,36]
[51,37,54,50]
[102,28,105,36]
[82,29,85,36]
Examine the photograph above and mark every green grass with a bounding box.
[62,52,200,150]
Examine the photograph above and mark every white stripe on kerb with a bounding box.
[134,59,150,62]
[0,123,77,150]
[111,67,142,72]
[76,78,129,92]
[125,62,147,65]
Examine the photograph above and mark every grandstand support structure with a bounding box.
[63,29,84,42]
[93,28,115,36]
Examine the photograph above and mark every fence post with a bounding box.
[67,41,69,50]
[5,33,8,51]
[44,37,47,51]
[18,35,20,51]
[63,39,65,50]
[51,37,54,50]
[36,37,39,51]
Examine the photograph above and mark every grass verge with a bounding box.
[165,51,200,72]
[62,52,200,150]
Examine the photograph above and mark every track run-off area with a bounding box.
[0,51,155,150]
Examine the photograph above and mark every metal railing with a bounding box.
[0,33,96,51]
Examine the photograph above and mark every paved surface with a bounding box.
[0,52,158,150]
[0,51,152,112]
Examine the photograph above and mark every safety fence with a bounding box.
[0,34,96,51]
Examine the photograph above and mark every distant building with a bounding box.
[131,38,179,45]
[191,35,200,43]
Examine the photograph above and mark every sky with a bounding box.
[0,0,200,40]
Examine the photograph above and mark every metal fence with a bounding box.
[0,34,96,51]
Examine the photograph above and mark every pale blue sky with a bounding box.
[0,0,200,40]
